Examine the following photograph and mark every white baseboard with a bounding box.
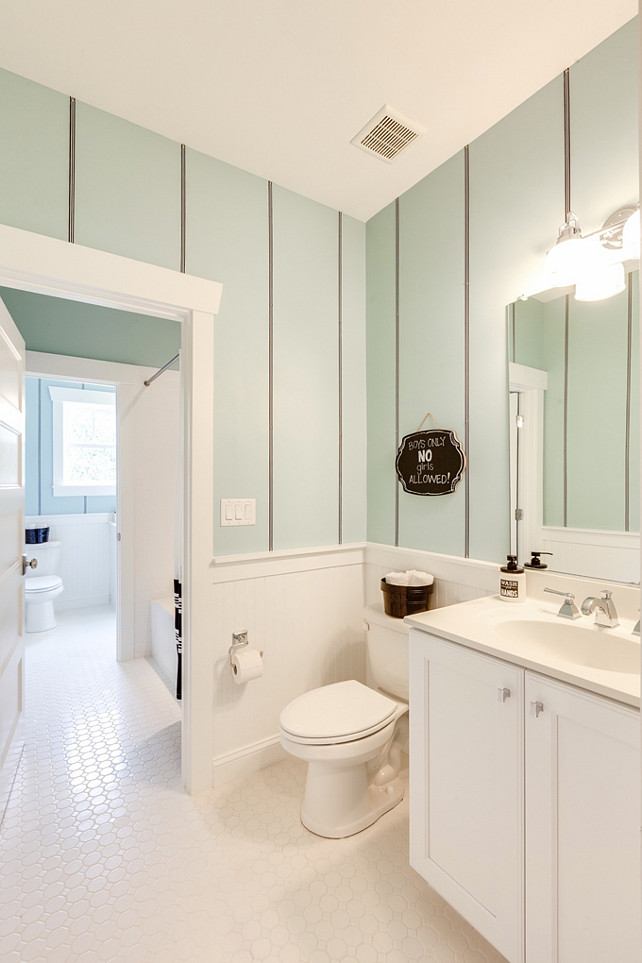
[212,734,287,788]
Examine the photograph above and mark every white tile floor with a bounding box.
[1,606,506,963]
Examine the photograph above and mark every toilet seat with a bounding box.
[279,680,398,745]
[25,575,63,595]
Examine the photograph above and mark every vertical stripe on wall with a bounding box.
[625,273,632,531]
[563,69,571,217]
[563,295,569,527]
[68,97,76,243]
[338,212,343,545]
[180,145,186,274]
[394,198,400,547]
[268,181,274,551]
[463,146,470,558]
[37,379,42,516]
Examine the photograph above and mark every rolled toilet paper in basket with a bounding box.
[384,571,409,586]
[407,570,434,586]
[231,647,263,685]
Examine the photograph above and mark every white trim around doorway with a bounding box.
[0,223,223,796]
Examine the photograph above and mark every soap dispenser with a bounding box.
[524,551,553,570]
[499,555,525,602]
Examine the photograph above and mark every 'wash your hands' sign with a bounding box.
[395,429,466,496]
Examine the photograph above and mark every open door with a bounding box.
[0,296,25,823]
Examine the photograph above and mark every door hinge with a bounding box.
[514,508,524,521]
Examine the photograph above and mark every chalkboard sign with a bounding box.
[396,429,466,496]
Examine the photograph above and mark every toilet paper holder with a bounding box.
[229,630,249,666]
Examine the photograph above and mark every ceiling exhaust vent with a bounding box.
[351,105,426,162]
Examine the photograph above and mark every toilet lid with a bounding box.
[25,576,62,594]
[279,680,398,744]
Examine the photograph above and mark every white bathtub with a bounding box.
[150,596,178,690]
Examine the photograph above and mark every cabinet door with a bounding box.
[525,673,641,963]
[410,632,525,963]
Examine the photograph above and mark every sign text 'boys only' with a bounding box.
[395,429,466,496]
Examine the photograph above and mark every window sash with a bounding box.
[49,385,117,497]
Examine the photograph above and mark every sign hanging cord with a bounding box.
[416,412,443,432]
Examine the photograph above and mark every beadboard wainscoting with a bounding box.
[25,513,114,609]
[364,543,498,610]
[208,543,502,787]
[210,546,367,786]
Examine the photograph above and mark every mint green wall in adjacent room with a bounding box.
[24,376,117,516]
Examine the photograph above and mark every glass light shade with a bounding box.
[574,260,626,302]
[545,235,585,287]
[621,208,640,260]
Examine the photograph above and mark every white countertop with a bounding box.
[406,594,641,708]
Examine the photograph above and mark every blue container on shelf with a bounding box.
[25,526,49,544]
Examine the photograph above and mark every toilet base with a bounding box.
[25,599,57,633]
[302,774,404,838]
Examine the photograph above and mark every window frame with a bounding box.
[49,385,117,497]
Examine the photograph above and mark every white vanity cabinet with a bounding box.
[409,629,641,963]
[525,673,640,963]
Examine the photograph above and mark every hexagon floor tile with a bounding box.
[1,606,507,962]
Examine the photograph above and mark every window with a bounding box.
[49,386,117,497]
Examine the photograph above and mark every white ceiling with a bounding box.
[0,1,637,221]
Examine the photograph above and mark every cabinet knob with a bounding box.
[497,687,511,703]
[530,700,544,718]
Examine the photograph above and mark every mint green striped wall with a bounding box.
[398,152,466,555]
[570,20,638,232]
[366,19,636,563]
[341,215,367,545]
[272,186,339,549]
[75,102,181,269]
[467,75,562,563]
[366,204,396,546]
[0,69,68,240]
[0,68,366,556]
[185,150,269,555]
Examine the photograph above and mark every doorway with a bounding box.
[0,222,222,794]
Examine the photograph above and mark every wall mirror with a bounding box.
[508,269,639,583]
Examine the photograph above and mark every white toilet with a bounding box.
[279,605,409,838]
[24,540,64,633]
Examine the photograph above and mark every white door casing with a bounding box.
[0,295,25,822]
[0,223,222,795]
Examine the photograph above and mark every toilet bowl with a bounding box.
[23,540,64,633]
[279,605,410,838]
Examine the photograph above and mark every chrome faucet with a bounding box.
[581,590,619,628]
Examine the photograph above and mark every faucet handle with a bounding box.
[544,587,581,620]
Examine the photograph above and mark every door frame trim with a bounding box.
[0,223,223,795]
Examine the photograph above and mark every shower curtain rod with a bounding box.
[144,353,180,387]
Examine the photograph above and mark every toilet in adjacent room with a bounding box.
[279,605,409,839]
[24,540,64,633]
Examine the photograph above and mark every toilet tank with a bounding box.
[24,540,61,578]
[364,604,409,701]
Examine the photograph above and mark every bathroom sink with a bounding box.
[493,619,641,674]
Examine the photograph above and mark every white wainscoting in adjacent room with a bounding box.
[25,513,113,610]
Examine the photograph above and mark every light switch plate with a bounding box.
[220,498,256,526]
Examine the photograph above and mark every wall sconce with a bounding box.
[546,205,639,301]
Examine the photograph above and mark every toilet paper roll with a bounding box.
[230,647,263,685]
